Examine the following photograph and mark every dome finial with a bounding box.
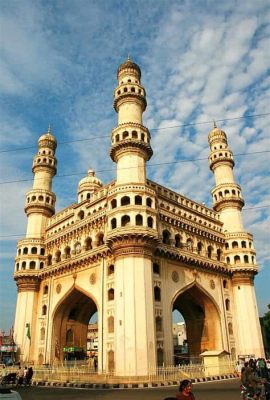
[213,120,217,129]
[47,124,52,134]
[127,54,131,61]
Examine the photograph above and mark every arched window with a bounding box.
[18,249,21,255]
[121,196,130,206]
[228,323,233,335]
[225,299,230,311]
[40,248,45,255]
[234,255,240,264]
[16,263,19,271]
[31,247,37,254]
[47,254,52,266]
[108,288,114,301]
[223,280,228,289]
[146,197,152,207]
[141,133,145,141]
[153,263,160,275]
[186,238,193,249]
[241,241,246,248]
[66,329,73,344]
[121,215,130,227]
[97,233,104,246]
[154,286,161,301]
[135,195,142,205]
[85,237,92,251]
[157,348,164,366]
[156,316,162,331]
[22,261,26,270]
[226,256,230,264]
[232,241,238,249]
[108,316,114,333]
[64,247,71,259]
[78,210,84,220]
[29,261,36,269]
[147,216,153,228]
[87,193,91,199]
[135,214,143,226]
[108,264,114,275]
[217,249,222,261]
[108,350,114,372]
[225,243,229,249]
[40,262,44,269]
[111,218,117,229]
[197,242,203,254]
[207,246,213,258]
[43,285,48,295]
[55,250,61,263]
[162,230,171,245]
[244,255,249,263]
[115,134,119,142]
[175,234,181,248]
[132,130,138,139]
[111,199,117,209]
[42,305,47,316]
[23,247,28,255]
[122,131,129,139]
[40,327,45,341]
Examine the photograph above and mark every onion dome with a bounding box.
[208,122,228,146]
[38,125,57,149]
[117,56,141,79]
[77,169,102,202]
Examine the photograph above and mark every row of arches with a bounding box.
[16,260,45,271]
[110,214,154,229]
[225,240,253,249]
[113,129,149,144]
[226,254,255,265]
[209,150,233,163]
[161,230,223,260]
[116,84,144,98]
[34,156,56,166]
[26,194,54,206]
[38,149,54,156]
[213,188,241,201]
[47,234,104,266]
[110,195,153,209]
[18,246,45,256]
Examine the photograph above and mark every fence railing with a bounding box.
[6,361,236,384]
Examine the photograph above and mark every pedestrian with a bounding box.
[26,366,33,386]
[176,379,196,399]
[93,356,98,372]
[16,366,24,387]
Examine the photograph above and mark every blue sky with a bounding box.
[0,0,269,332]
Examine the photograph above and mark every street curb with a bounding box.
[31,373,237,389]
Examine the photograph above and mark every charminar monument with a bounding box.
[13,58,264,376]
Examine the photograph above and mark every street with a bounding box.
[16,378,241,399]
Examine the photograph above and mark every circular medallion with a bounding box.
[56,283,62,294]
[172,271,179,282]
[210,279,215,289]
[90,273,96,285]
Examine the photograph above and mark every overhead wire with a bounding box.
[0,149,269,185]
[0,112,269,154]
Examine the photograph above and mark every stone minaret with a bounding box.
[208,124,264,357]
[13,127,57,361]
[107,58,159,375]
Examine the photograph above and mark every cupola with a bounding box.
[77,169,102,203]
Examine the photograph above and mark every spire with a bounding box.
[213,120,217,129]
[47,124,52,134]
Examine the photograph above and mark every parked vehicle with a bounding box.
[0,388,22,399]
[0,374,16,386]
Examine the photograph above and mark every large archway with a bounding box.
[172,283,222,361]
[52,288,98,363]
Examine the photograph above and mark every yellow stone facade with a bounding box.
[13,59,264,376]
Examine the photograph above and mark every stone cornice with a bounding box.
[213,197,244,212]
[110,139,153,162]
[159,212,224,243]
[231,270,257,283]
[155,245,230,274]
[14,275,41,292]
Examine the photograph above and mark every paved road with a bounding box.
[16,378,241,399]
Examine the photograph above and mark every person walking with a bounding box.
[176,380,196,399]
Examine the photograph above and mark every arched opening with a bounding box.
[111,218,117,229]
[172,284,222,361]
[111,199,117,209]
[52,288,98,363]
[135,214,143,226]
[162,230,171,245]
[47,255,52,266]
[232,241,238,249]
[153,262,160,275]
[157,348,164,366]
[108,264,114,275]
[23,247,28,255]
[121,215,130,227]
[241,241,247,248]
[108,316,114,333]
[108,288,114,301]
[147,216,153,228]
[135,195,142,205]
[197,242,203,255]
[31,247,37,254]
[43,285,49,295]
[64,247,71,259]
[29,261,36,269]
[156,316,162,332]
[175,234,181,248]
[85,237,92,251]
[40,327,45,341]
[121,196,130,206]
[225,299,230,311]
[217,248,222,261]
[42,305,47,316]
[146,197,152,207]
[78,210,84,220]
[55,250,61,263]
[207,246,213,258]
[244,255,249,263]
[108,350,114,372]
[97,233,104,246]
